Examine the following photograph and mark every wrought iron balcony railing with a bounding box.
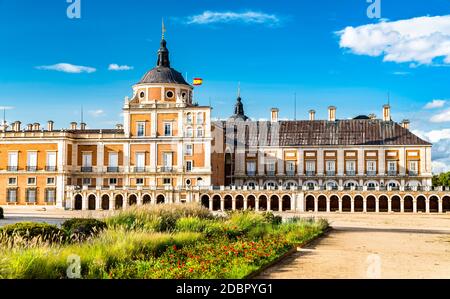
[107,167,119,173]
[81,167,93,173]
[45,166,57,172]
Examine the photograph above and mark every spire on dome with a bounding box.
[157,20,170,67]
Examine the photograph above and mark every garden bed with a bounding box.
[0,204,328,279]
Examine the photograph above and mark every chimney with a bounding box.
[271,108,279,122]
[309,110,316,121]
[26,123,33,131]
[80,123,87,130]
[70,122,77,130]
[116,124,124,130]
[383,104,391,121]
[401,119,410,130]
[15,121,21,132]
[328,106,336,122]
[33,123,40,131]
[47,120,54,131]
[368,113,377,120]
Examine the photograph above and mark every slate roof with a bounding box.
[213,119,431,146]
[138,66,189,85]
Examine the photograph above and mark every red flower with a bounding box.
[173,245,177,251]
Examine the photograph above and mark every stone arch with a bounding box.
[354,195,364,212]
[364,180,379,190]
[224,195,233,211]
[406,180,421,187]
[403,195,414,213]
[330,195,339,212]
[283,181,298,189]
[324,180,339,189]
[128,194,137,206]
[212,195,221,211]
[115,194,123,210]
[282,195,291,211]
[156,194,165,204]
[264,180,278,189]
[245,180,258,188]
[74,194,82,210]
[142,194,151,205]
[318,195,327,212]
[367,195,377,212]
[344,180,359,189]
[304,180,318,190]
[391,195,401,212]
[236,195,244,210]
[443,196,450,213]
[101,194,110,210]
[386,180,400,189]
[429,195,439,213]
[270,195,279,211]
[416,195,426,212]
[88,194,96,210]
[201,194,210,209]
[377,195,388,212]
[247,195,256,210]
[305,195,315,212]
[342,195,351,212]
[258,195,268,211]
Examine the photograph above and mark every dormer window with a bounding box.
[139,91,145,99]
[166,90,174,99]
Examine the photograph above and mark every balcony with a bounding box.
[346,171,356,176]
[7,166,18,172]
[286,171,296,176]
[81,167,93,173]
[366,171,377,176]
[46,166,57,172]
[247,171,256,176]
[266,170,276,176]
[409,171,418,176]
[107,167,119,173]
[159,167,175,173]
[305,171,316,176]
[326,171,336,176]
[26,166,37,172]
[133,167,146,173]
[387,171,397,176]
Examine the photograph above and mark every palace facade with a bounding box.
[1,33,449,213]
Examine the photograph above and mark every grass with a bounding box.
[0,204,328,279]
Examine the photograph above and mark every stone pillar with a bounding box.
[279,198,282,212]
[375,198,379,213]
[220,199,225,211]
[267,198,271,211]
[326,198,330,212]
[439,199,443,213]
[388,199,392,213]
[232,198,236,211]
[137,193,143,206]
[244,198,248,210]
[95,191,101,210]
[338,199,343,212]
[209,198,213,211]
[400,199,404,213]
[109,193,115,211]
[123,193,128,209]
[426,199,430,213]
[363,198,367,213]
[351,198,355,213]
[255,198,259,211]
[413,199,417,213]
[314,198,318,212]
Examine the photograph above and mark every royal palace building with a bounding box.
[1,33,449,214]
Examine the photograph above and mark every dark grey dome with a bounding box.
[138,38,190,86]
[139,66,189,85]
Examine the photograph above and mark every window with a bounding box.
[82,178,91,185]
[186,127,193,137]
[139,91,145,99]
[26,189,37,203]
[27,151,38,171]
[27,177,36,185]
[196,112,204,124]
[346,161,356,173]
[366,161,377,173]
[247,161,256,175]
[409,161,419,175]
[82,153,92,167]
[186,113,192,124]
[266,161,276,175]
[47,177,55,185]
[46,152,57,171]
[163,178,171,185]
[164,123,172,136]
[135,153,145,172]
[196,127,204,138]
[8,152,18,171]
[137,122,145,137]
[186,161,193,172]
[388,161,397,171]
[197,177,203,186]
[305,161,316,173]
[286,161,296,174]
[7,189,17,203]
[136,178,144,185]
[163,152,173,171]
[8,177,17,185]
[185,144,193,156]
[326,161,336,172]
[108,152,119,172]
[45,189,56,203]
[166,90,174,99]
[186,179,192,186]
[109,178,117,185]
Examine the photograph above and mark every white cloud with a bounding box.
[337,15,450,66]
[432,161,450,173]
[412,130,450,173]
[108,64,133,71]
[430,108,450,123]
[0,106,14,110]
[88,110,105,117]
[413,128,450,143]
[186,11,280,26]
[392,71,410,75]
[424,99,447,109]
[36,63,96,73]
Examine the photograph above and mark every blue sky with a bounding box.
[1,0,450,171]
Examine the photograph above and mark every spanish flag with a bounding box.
[193,78,203,86]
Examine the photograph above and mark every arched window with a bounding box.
[197,177,203,186]
[186,113,192,124]
[196,112,204,124]
[186,126,193,137]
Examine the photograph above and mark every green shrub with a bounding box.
[61,218,107,241]
[0,207,3,220]
[175,217,207,232]
[261,211,282,225]
[0,222,66,244]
